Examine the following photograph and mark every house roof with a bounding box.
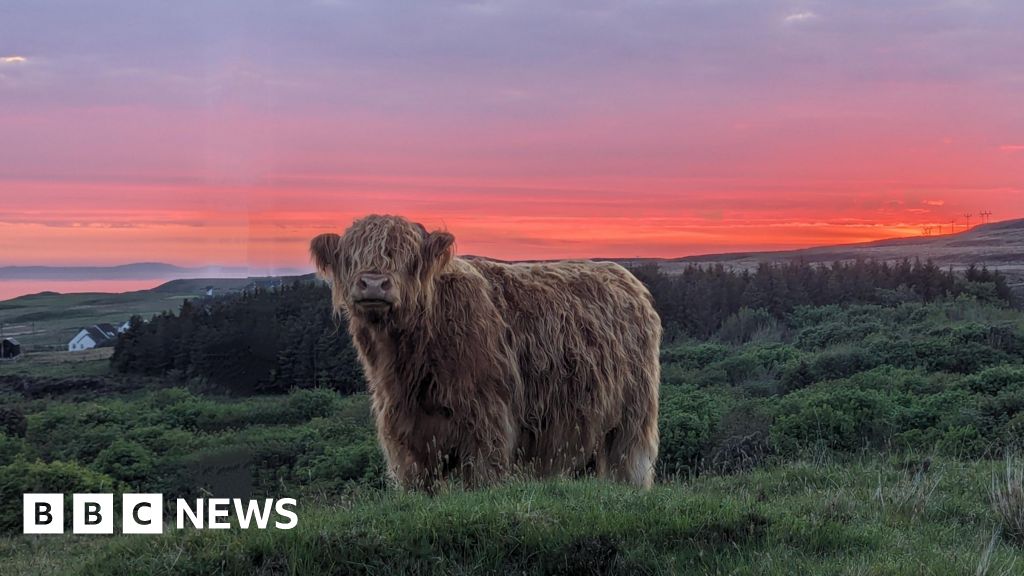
[94,323,118,338]
[72,326,112,345]
[1,337,18,345]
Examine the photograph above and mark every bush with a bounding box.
[914,331,1010,374]
[93,440,158,487]
[303,443,386,489]
[807,346,881,382]
[0,433,28,466]
[286,387,340,420]
[0,407,27,438]
[771,386,898,454]
[780,359,815,393]
[657,386,726,477]
[717,308,777,345]
[660,343,731,371]
[967,365,1024,395]
[0,459,118,533]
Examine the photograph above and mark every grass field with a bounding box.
[1,456,1021,575]
[0,278,260,350]
[0,291,194,351]
[3,287,1024,574]
[0,349,113,379]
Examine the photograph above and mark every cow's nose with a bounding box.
[355,273,392,299]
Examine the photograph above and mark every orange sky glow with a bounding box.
[1,1,1021,273]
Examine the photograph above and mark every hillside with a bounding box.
[663,218,1024,276]
[4,294,1024,574]
[0,276,310,350]
[0,263,250,280]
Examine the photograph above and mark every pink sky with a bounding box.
[1,1,1021,270]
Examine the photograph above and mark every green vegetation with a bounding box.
[0,349,113,380]
[2,459,1022,575]
[111,282,362,393]
[1,261,1023,574]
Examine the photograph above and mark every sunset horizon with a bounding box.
[2,1,1022,270]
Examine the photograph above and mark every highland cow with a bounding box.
[311,215,661,489]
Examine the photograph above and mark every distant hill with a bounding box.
[0,263,252,280]
[626,219,1024,291]
[664,218,1024,268]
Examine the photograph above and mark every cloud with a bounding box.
[922,200,945,206]
[783,11,817,24]
[0,56,27,64]
[999,144,1024,152]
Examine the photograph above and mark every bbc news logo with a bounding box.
[23,494,298,534]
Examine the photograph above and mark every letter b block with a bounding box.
[73,494,114,534]
[23,494,64,534]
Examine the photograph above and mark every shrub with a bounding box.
[286,387,340,420]
[93,439,158,487]
[303,442,386,490]
[914,335,1009,374]
[779,359,814,393]
[0,407,27,438]
[808,346,881,381]
[660,343,731,371]
[936,426,988,459]
[795,319,884,351]
[0,433,28,466]
[0,459,118,533]
[968,365,1024,395]
[771,387,897,454]
[716,354,761,386]
[717,308,776,345]
[657,386,726,477]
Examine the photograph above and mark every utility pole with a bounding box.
[950,219,956,234]
[963,213,972,229]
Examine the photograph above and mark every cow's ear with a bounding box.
[421,230,455,275]
[310,233,342,276]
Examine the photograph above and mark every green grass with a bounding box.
[1,457,1020,575]
[0,350,112,379]
[2,297,1023,573]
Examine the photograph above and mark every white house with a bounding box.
[68,323,119,352]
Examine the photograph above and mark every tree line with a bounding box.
[631,259,1013,340]
[111,282,363,394]
[111,260,1013,392]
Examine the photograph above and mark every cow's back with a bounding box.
[466,258,661,474]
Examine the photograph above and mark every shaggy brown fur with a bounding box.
[311,215,661,489]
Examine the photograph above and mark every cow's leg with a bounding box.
[604,386,659,488]
[460,408,517,488]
